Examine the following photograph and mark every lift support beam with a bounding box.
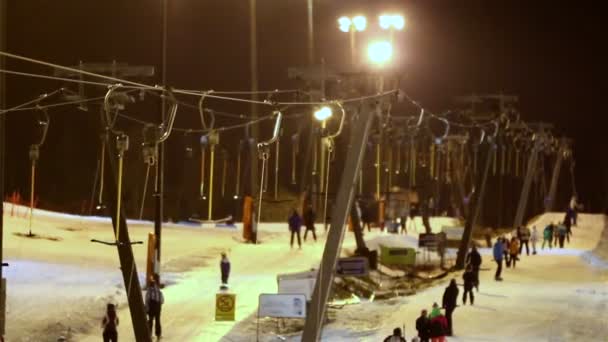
[302,102,375,341]
[103,134,151,342]
[545,138,572,212]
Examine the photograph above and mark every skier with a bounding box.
[288,209,302,249]
[570,195,578,226]
[530,226,538,255]
[509,237,520,268]
[429,303,448,342]
[557,222,568,248]
[415,309,431,342]
[220,252,231,286]
[303,204,317,242]
[493,237,504,281]
[101,303,119,342]
[462,265,475,305]
[465,245,482,291]
[542,223,554,249]
[518,226,531,255]
[145,275,164,339]
[441,279,459,336]
[383,327,406,342]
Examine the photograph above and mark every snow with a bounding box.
[2,204,607,341]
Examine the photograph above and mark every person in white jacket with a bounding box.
[530,226,538,255]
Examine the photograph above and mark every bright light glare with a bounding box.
[379,15,391,30]
[352,16,367,31]
[393,15,405,30]
[338,17,352,32]
[314,106,333,121]
[368,41,393,65]
[379,14,405,30]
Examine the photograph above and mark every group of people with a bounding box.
[542,217,574,249]
[288,205,318,249]
[101,274,165,341]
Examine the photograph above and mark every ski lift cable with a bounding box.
[0,87,65,114]
[1,51,403,108]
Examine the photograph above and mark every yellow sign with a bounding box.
[215,293,236,321]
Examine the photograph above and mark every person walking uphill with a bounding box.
[530,226,538,255]
[288,209,302,249]
[303,204,317,242]
[509,237,520,268]
[416,309,431,342]
[220,252,230,286]
[101,303,119,342]
[465,245,482,291]
[442,279,459,336]
[145,275,164,339]
[542,223,554,250]
[493,238,504,281]
[557,222,568,248]
[462,265,476,305]
[429,304,448,342]
[518,225,531,255]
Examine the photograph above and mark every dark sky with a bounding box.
[3,1,606,214]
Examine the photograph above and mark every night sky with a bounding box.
[3,1,606,215]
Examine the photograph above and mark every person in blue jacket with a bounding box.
[493,237,504,281]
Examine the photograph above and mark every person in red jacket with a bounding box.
[429,303,448,342]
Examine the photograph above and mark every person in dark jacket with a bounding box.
[415,309,431,342]
[101,303,119,342]
[465,245,482,291]
[288,209,302,249]
[220,252,231,285]
[442,279,459,336]
[383,327,406,342]
[145,275,164,339]
[303,205,317,241]
[518,226,531,255]
[557,222,568,248]
[462,265,475,305]
[493,238,504,281]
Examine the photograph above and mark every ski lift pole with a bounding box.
[256,111,283,228]
[207,131,219,220]
[27,106,49,236]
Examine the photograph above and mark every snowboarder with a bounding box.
[564,211,573,243]
[429,303,448,342]
[557,222,568,248]
[493,237,504,281]
[383,327,406,342]
[530,226,538,255]
[220,252,231,285]
[288,209,302,249]
[462,265,475,305]
[101,303,119,342]
[509,237,520,268]
[145,275,164,339]
[465,245,482,291]
[518,226,531,255]
[441,279,458,336]
[415,309,431,342]
[303,204,317,241]
[542,223,554,249]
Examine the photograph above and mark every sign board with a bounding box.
[442,226,464,240]
[379,245,416,266]
[418,233,439,248]
[277,270,317,300]
[215,293,236,321]
[336,257,369,277]
[259,294,306,318]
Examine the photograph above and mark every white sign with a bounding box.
[442,226,464,240]
[259,294,307,318]
[277,270,317,300]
